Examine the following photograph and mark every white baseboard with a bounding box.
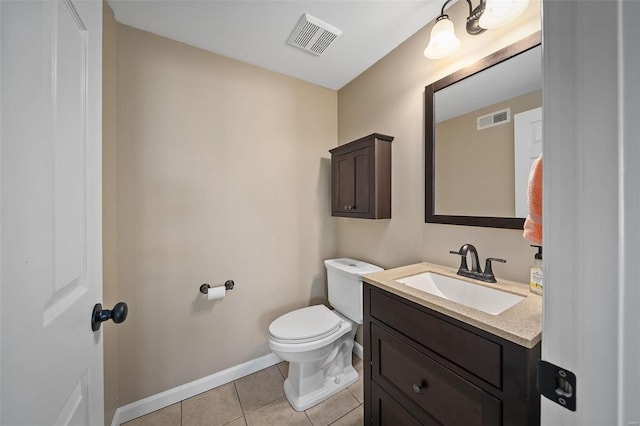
[111,352,281,426]
[353,341,363,360]
[112,345,364,425]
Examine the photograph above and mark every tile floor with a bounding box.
[122,356,364,426]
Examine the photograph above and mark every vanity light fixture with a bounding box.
[424,0,529,59]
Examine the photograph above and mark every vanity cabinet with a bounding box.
[329,133,393,219]
[363,283,541,426]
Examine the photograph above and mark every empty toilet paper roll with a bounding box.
[207,285,226,301]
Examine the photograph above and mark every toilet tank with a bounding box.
[324,258,383,324]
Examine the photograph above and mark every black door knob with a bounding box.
[91,302,128,331]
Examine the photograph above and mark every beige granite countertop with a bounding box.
[363,262,542,348]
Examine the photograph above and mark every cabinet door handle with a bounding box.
[412,380,427,394]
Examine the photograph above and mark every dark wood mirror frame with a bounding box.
[425,31,542,229]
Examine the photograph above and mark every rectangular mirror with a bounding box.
[425,31,541,229]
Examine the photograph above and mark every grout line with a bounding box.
[248,394,285,415]
[233,381,246,417]
[231,381,249,426]
[221,414,247,426]
[327,405,361,425]
[276,361,288,379]
[303,409,313,425]
[239,366,288,415]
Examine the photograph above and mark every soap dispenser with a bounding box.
[529,245,543,295]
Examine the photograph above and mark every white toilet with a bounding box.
[268,258,383,411]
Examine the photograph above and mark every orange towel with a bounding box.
[523,155,542,244]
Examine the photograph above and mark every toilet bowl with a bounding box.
[268,305,358,411]
[267,258,383,411]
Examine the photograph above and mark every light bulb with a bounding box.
[479,0,529,29]
[424,16,461,59]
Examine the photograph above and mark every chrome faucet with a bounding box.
[449,244,506,283]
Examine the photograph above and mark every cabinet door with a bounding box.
[352,148,370,214]
[335,153,356,213]
[371,382,428,426]
[333,147,370,216]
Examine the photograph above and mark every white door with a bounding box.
[1,1,104,425]
[513,107,542,218]
[543,0,640,424]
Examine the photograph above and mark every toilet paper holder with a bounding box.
[200,280,235,295]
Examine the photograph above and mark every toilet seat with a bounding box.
[269,305,342,344]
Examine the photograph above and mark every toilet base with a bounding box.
[283,365,358,411]
[270,311,360,411]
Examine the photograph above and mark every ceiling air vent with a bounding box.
[477,108,511,130]
[287,13,343,56]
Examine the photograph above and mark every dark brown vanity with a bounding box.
[362,264,542,426]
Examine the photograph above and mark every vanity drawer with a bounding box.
[370,288,502,388]
[372,324,502,426]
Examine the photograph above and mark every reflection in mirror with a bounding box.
[425,32,542,229]
[435,45,542,217]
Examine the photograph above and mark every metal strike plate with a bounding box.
[537,360,576,411]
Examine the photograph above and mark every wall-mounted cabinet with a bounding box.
[329,133,393,219]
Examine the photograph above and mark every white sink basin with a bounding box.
[395,272,525,315]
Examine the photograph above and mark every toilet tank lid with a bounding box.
[324,258,383,278]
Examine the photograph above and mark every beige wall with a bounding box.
[337,0,542,284]
[102,2,118,424]
[436,90,542,216]
[115,25,338,404]
[107,0,541,408]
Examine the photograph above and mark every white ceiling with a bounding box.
[108,0,443,90]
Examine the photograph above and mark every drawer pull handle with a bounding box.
[412,381,427,394]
